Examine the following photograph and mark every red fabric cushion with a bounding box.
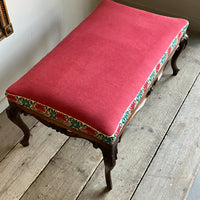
[6,0,188,143]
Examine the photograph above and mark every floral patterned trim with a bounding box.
[6,93,117,144]
[6,22,189,145]
[113,22,189,137]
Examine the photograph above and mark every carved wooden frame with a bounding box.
[0,0,13,41]
[6,34,188,190]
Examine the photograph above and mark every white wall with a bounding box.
[0,0,101,113]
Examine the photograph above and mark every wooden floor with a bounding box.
[0,33,200,200]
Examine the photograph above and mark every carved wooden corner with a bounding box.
[0,0,13,41]
[171,34,188,75]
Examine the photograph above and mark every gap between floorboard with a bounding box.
[130,72,200,199]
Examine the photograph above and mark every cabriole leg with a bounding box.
[171,34,188,75]
[6,103,30,147]
[101,144,118,190]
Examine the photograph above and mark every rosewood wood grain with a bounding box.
[6,34,188,190]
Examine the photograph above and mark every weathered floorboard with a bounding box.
[132,74,200,200]
[0,110,37,161]
[21,138,103,200]
[76,47,200,200]
[0,122,67,200]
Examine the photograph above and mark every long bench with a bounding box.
[5,0,188,190]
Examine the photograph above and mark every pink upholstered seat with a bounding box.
[6,0,188,144]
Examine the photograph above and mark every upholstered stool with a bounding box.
[6,0,188,190]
